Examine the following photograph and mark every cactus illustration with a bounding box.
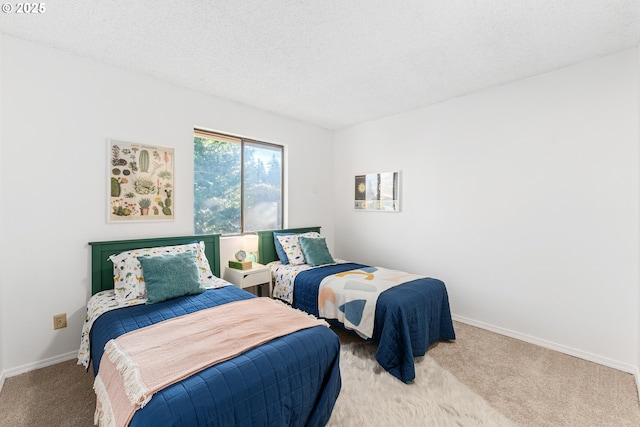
[139,150,149,172]
[111,177,121,197]
[157,170,172,180]
[111,145,121,166]
[158,190,172,215]
[133,177,156,195]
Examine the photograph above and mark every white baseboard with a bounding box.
[452,314,637,374]
[635,367,640,401]
[0,370,5,393]
[2,351,78,380]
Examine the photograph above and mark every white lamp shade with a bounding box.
[244,234,259,253]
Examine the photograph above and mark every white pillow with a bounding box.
[276,232,320,266]
[109,241,220,301]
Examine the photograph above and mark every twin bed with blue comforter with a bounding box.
[81,234,341,427]
[257,227,456,384]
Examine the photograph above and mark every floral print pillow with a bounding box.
[276,232,320,266]
[109,241,221,301]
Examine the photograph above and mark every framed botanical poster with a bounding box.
[354,171,400,212]
[108,139,174,222]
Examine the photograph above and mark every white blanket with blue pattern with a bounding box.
[318,267,424,339]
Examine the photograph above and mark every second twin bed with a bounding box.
[257,226,456,383]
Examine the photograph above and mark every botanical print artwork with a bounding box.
[109,140,175,221]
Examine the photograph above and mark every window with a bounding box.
[194,130,283,235]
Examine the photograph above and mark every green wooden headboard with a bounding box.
[89,234,221,295]
[256,226,321,264]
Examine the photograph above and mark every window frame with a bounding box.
[194,129,285,236]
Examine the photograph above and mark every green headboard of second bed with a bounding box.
[255,226,321,265]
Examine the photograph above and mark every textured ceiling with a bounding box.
[1,1,639,130]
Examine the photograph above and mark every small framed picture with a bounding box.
[354,171,400,212]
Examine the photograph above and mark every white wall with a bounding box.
[0,35,334,374]
[334,49,639,372]
[637,44,640,394]
[0,34,5,389]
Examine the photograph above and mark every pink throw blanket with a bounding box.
[93,297,329,427]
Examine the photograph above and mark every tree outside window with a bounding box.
[194,131,283,235]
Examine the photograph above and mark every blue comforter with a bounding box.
[293,263,455,383]
[90,286,341,427]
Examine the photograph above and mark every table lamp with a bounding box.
[244,234,259,262]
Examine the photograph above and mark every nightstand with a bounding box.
[223,263,272,297]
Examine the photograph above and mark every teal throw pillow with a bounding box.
[298,236,335,267]
[138,252,205,304]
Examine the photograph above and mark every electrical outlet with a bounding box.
[53,313,67,330]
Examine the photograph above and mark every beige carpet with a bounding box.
[1,321,639,427]
[0,357,94,427]
[428,322,640,427]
